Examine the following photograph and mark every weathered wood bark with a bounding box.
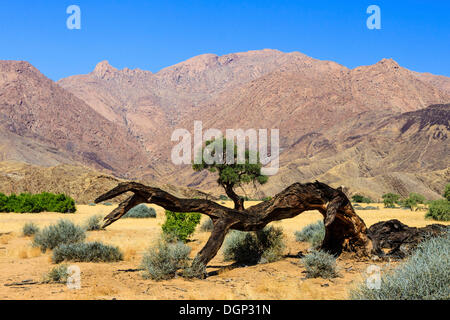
[95,181,372,267]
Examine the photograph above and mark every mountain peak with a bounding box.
[92,60,118,78]
[376,58,400,69]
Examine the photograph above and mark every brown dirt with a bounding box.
[0,202,447,300]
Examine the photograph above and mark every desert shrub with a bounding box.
[444,184,450,201]
[0,192,76,213]
[351,232,450,300]
[43,265,69,283]
[401,193,427,211]
[356,206,379,210]
[22,222,40,236]
[301,250,338,279]
[294,220,325,249]
[84,215,103,231]
[352,194,372,204]
[382,193,401,208]
[425,199,450,221]
[200,217,214,232]
[162,210,201,242]
[141,239,191,280]
[33,219,86,252]
[219,195,228,201]
[52,241,123,263]
[103,202,113,206]
[181,259,207,279]
[123,204,156,218]
[262,196,272,202]
[223,226,285,265]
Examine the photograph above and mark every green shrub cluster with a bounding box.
[52,241,123,263]
[444,184,450,201]
[301,250,338,279]
[223,226,285,265]
[382,193,401,208]
[426,199,450,221]
[162,210,201,242]
[294,220,325,249]
[123,204,157,218]
[351,194,372,204]
[356,206,379,210]
[22,222,40,236]
[350,232,450,300]
[0,192,76,213]
[141,238,191,280]
[33,219,86,252]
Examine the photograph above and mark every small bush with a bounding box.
[294,220,325,249]
[162,211,201,242]
[352,194,372,203]
[350,232,450,300]
[425,199,450,221]
[200,218,214,232]
[181,259,207,279]
[382,193,401,208]
[219,195,228,201]
[444,184,450,201]
[22,222,39,236]
[52,241,123,263]
[223,226,285,265]
[141,239,191,280]
[401,193,427,211]
[123,204,156,218]
[301,250,338,279]
[356,206,379,210]
[33,219,86,252]
[84,215,103,231]
[262,196,272,202]
[43,265,69,283]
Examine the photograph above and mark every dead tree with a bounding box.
[96,181,449,269]
[95,181,372,267]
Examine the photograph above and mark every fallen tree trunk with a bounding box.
[95,181,372,267]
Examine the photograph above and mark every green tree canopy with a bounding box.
[192,138,268,210]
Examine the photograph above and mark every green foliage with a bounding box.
[301,250,338,279]
[43,265,69,283]
[33,219,86,252]
[181,259,207,279]
[192,138,268,202]
[200,217,214,232]
[425,199,450,221]
[162,211,201,242]
[294,220,325,249]
[0,192,76,213]
[262,196,272,202]
[401,193,427,211]
[356,206,380,210]
[444,184,450,201]
[351,232,450,300]
[223,226,285,265]
[219,195,229,201]
[123,204,157,218]
[351,194,372,203]
[382,193,401,208]
[141,239,191,280]
[52,241,123,263]
[84,215,103,231]
[22,222,40,236]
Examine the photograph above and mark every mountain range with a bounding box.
[1,49,449,201]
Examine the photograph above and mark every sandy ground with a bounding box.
[0,202,447,300]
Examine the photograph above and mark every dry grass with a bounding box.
[0,202,447,300]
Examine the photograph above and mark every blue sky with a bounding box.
[0,0,448,80]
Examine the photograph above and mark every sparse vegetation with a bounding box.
[52,241,123,263]
[22,222,39,236]
[162,210,201,242]
[426,199,450,221]
[351,194,372,204]
[33,219,86,252]
[0,192,76,213]
[294,220,325,249]
[356,206,379,210]
[123,204,157,218]
[444,184,450,201]
[200,217,214,232]
[351,232,450,300]
[43,265,69,283]
[84,214,103,231]
[223,226,285,265]
[301,250,338,279]
[141,239,191,280]
[401,193,427,211]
